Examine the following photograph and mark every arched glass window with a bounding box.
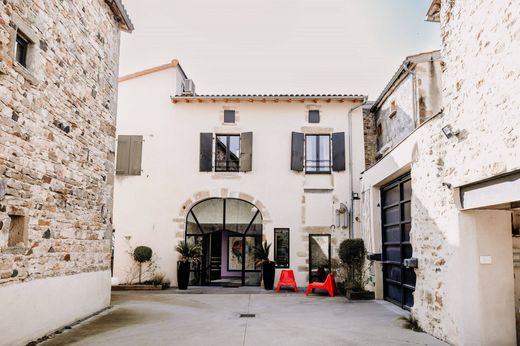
[186,198,262,235]
[185,198,263,287]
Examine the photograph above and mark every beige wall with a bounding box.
[113,67,366,286]
[0,271,111,346]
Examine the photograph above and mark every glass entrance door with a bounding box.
[185,198,263,286]
[309,234,331,283]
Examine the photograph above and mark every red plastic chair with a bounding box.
[276,269,298,293]
[306,273,335,297]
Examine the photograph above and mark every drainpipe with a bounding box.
[348,99,367,239]
[402,63,418,127]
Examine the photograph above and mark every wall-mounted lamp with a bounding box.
[442,124,460,139]
[352,192,360,200]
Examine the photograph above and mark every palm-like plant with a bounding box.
[252,241,273,265]
[176,240,202,263]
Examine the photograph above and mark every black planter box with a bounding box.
[346,290,375,300]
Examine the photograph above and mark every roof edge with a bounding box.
[104,0,134,32]
[370,49,441,112]
[171,94,367,104]
[426,0,441,23]
[119,60,180,82]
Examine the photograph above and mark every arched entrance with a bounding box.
[185,198,263,287]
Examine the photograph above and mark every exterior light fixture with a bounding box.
[442,124,460,139]
[352,192,360,200]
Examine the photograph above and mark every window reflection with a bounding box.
[215,135,240,172]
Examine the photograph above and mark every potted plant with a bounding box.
[176,240,202,290]
[133,246,153,284]
[338,238,374,300]
[253,241,275,290]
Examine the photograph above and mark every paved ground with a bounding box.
[42,289,447,346]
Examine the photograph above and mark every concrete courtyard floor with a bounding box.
[42,289,447,346]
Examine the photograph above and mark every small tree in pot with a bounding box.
[176,240,202,290]
[134,246,153,284]
[253,241,275,290]
[338,238,374,300]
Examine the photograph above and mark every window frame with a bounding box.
[305,134,331,174]
[224,110,236,124]
[308,110,320,123]
[15,32,29,67]
[274,228,290,268]
[215,134,241,172]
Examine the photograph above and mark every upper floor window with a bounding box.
[200,132,252,173]
[305,134,331,173]
[15,33,29,67]
[116,135,143,175]
[224,110,236,124]
[308,110,320,123]
[215,135,240,172]
[291,132,345,173]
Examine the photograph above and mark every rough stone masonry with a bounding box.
[0,0,126,288]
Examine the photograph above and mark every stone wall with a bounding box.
[0,0,121,286]
[362,105,377,168]
[411,0,520,343]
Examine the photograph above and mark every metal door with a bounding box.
[381,174,415,309]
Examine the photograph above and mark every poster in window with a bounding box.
[274,229,290,268]
[228,236,256,271]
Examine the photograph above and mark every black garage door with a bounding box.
[381,174,415,310]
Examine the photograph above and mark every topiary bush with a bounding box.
[338,239,366,291]
[133,246,153,283]
[134,246,153,263]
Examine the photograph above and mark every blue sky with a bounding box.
[119,0,440,99]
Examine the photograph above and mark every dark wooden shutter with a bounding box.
[129,136,143,175]
[240,132,253,172]
[291,132,304,171]
[200,133,213,172]
[332,132,346,172]
[224,110,235,123]
[116,135,131,175]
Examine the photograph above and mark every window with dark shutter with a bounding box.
[274,228,290,268]
[215,135,240,172]
[224,110,235,123]
[200,133,213,172]
[240,132,253,172]
[291,132,305,171]
[116,135,143,175]
[305,134,331,173]
[308,110,320,123]
[332,132,346,172]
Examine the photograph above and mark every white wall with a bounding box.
[0,270,111,346]
[112,67,365,286]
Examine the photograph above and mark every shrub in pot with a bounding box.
[338,238,374,300]
[176,240,202,290]
[253,241,275,290]
[133,246,153,284]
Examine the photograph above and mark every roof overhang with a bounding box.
[426,0,441,23]
[454,169,520,210]
[104,0,134,32]
[171,95,366,104]
[119,60,179,82]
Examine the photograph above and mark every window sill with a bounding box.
[13,62,39,85]
[212,172,242,179]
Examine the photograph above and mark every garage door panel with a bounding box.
[381,174,415,310]
[383,225,401,243]
[385,264,402,282]
[384,206,400,225]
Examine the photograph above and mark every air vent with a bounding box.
[239,313,255,318]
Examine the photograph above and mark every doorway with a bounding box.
[185,198,263,286]
[381,174,415,310]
